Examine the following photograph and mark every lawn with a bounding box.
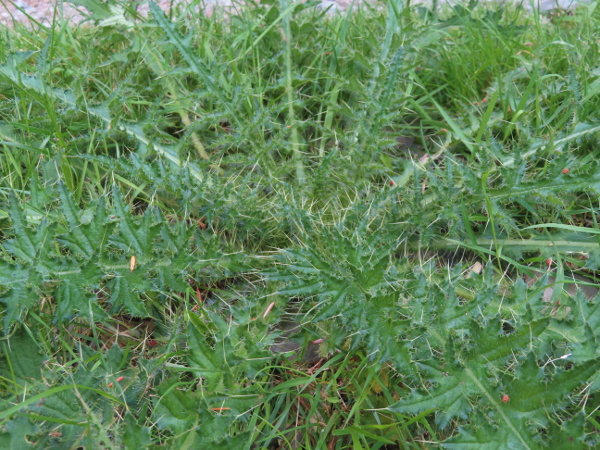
[1,0,600,447]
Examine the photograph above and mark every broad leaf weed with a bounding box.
[1,0,600,447]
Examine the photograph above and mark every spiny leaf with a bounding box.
[473,318,550,363]
[441,422,531,449]
[0,286,38,332]
[55,280,106,323]
[0,263,29,286]
[391,315,551,442]
[450,356,600,448]
[186,320,228,392]
[390,369,474,429]
[148,1,225,106]
[547,412,587,449]
[107,274,148,317]
[507,354,600,417]
[0,58,206,185]
[58,183,95,258]
[121,413,152,449]
[0,60,77,106]
[152,379,254,447]
[5,194,37,263]
[0,416,36,450]
[0,330,45,385]
[112,186,145,256]
[488,173,600,200]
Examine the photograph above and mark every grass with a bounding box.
[1,0,600,447]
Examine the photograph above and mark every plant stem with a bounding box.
[280,0,305,184]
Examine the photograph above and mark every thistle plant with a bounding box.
[1,0,600,447]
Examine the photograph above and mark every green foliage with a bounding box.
[267,203,414,371]
[1,0,600,448]
[0,176,245,331]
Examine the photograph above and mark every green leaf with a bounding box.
[0,286,38,332]
[521,223,600,235]
[54,281,99,323]
[473,318,550,363]
[442,423,528,449]
[58,183,94,257]
[0,262,29,286]
[121,413,151,449]
[390,373,472,429]
[107,274,148,317]
[439,354,600,447]
[547,412,587,449]
[0,330,45,385]
[148,1,225,106]
[64,0,114,19]
[152,379,254,448]
[153,381,198,434]
[0,416,36,450]
[111,186,146,256]
[6,194,36,263]
[58,185,111,259]
[186,321,227,392]
[507,354,600,418]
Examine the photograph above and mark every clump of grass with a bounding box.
[1,0,600,447]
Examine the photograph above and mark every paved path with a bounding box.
[0,0,593,28]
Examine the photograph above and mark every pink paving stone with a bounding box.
[0,0,355,27]
[0,0,592,28]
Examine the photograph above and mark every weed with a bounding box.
[1,0,600,447]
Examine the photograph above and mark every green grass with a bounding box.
[1,0,600,447]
